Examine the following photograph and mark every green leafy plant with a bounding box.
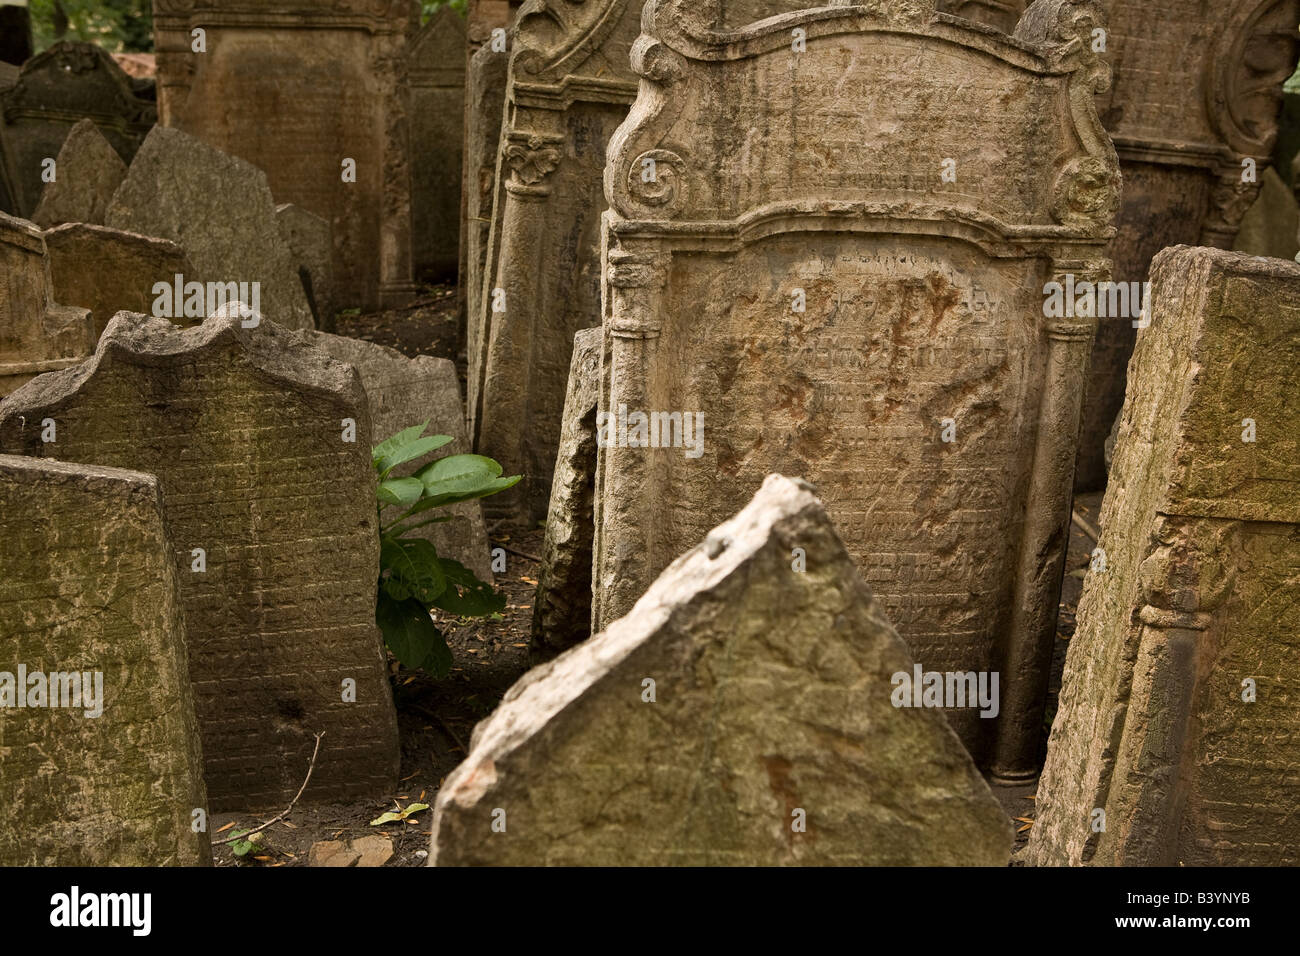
[373,422,519,676]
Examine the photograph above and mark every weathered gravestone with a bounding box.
[432,474,1013,866]
[152,0,419,311]
[30,119,128,228]
[293,330,494,584]
[0,309,400,811]
[938,0,1300,490]
[0,455,211,866]
[0,211,94,396]
[593,0,1121,776]
[276,203,334,332]
[0,42,155,220]
[410,7,466,282]
[469,0,817,526]
[1233,165,1300,261]
[1026,246,1300,866]
[532,327,601,657]
[44,222,193,340]
[106,126,314,331]
[936,0,1025,33]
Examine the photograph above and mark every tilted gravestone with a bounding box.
[0,310,400,811]
[276,203,334,332]
[1025,247,1300,867]
[0,42,155,220]
[106,126,314,331]
[152,0,419,311]
[938,0,1300,490]
[0,211,94,396]
[468,0,820,526]
[532,327,601,656]
[593,0,1120,776]
[31,119,128,229]
[410,7,466,282]
[294,330,495,584]
[0,455,211,866]
[432,474,1012,866]
[43,222,193,341]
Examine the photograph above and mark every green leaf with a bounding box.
[376,435,455,478]
[431,559,507,617]
[415,453,521,507]
[376,595,452,676]
[380,537,447,604]
[370,811,403,826]
[372,421,430,467]
[376,477,425,508]
[385,514,453,537]
[228,829,261,858]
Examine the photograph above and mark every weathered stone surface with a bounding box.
[1233,165,1300,261]
[276,203,334,332]
[940,0,1300,490]
[0,42,154,219]
[433,474,1011,866]
[469,0,820,526]
[31,119,128,228]
[295,330,494,583]
[43,222,193,340]
[106,126,314,331]
[0,455,210,866]
[153,0,418,311]
[936,0,1023,33]
[0,309,399,811]
[1026,246,1300,866]
[531,328,601,657]
[410,7,466,281]
[0,211,94,396]
[594,0,1119,776]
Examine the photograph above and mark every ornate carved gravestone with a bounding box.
[152,0,418,311]
[0,455,212,866]
[593,0,1120,776]
[1026,246,1300,866]
[0,310,400,811]
[938,0,1300,490]
[410,7,466,281]
[0,211,94,396]
[469,0,817,526]
[432,475,1012,866]
[0,42,155,220]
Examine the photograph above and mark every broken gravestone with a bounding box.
[43,222,193,340]
[0,455,211,866]
[0,210,94,396]
[593,0,1119,776]
[0,309,399,811]
[294,330,494,584]
[1025,246,1300,867]
[106,126,314,331]
[531,327,601,657]
[431,474,1012,866]
[31,119,128,228]
[276,203,335,332]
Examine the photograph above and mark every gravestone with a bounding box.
[276,203,334,332]
[469,0,817,526]
[0,42,155,219]
[432,474,1012,866]
[31,119,128,228]
[410,7,466,281]
[295,330,494,584]
[0,455,211,866]
[106,126,314,331]
[594,0,1120,777]
[1025,246,1300,866]
[939,0,1300,490]
[1233,165,1300,260]
[0,309,400,811]
[152,0,418,311]
[44,222,193,340]
[0,211,94,396]
[936,0,1024,32]
[532,327,601,657]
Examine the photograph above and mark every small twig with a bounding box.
[415,705,467,752]
[497,544,542,564]
[212,732,324,846]
[1071,510,1101,544]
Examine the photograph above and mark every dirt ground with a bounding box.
[209,286,1110,865]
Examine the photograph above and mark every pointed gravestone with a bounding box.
[276,203,334,332]
[106,126,314,331]
[1025,246,1300,867]
[432,474,1012,866]
[0,455,211,866]
[31,119,128,229]
[0,309,399,811]
[593,0,1119,777]
[410,7,466,281]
